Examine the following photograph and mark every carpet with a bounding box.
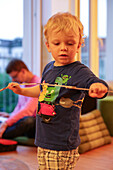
[0,156,29,170]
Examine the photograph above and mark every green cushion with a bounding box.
[79,109,111,153]
[14,136,35,147]
[98,96,113,136]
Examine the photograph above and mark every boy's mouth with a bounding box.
[59,54,68,57]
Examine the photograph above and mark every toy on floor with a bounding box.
[0,139,17,152]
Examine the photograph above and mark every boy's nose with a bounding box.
[61,43,67,51]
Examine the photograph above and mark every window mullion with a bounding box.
[89,0,99,76]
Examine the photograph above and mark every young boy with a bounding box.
[8,12,108,169]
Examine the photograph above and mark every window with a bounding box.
[104,0,113,81]
[98,0,107,79]
[80,0,89,67]
[0,0,23,112]
[41,0,73,73]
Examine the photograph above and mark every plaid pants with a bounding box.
[37,147,79,170]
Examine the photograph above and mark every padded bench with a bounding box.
[79,109,111,153]
[98,96,113,136]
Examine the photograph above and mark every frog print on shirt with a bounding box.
[38,74,71,122]
[38,74,84,123]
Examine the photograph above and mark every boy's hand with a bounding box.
[7,82,22,95]
[89,83,108,98]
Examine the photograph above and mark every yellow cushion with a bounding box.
[79,109,111,153]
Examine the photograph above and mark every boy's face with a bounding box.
[45,28,80,66]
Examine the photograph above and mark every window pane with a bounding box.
[98,0,107,79]
[80,0,89,67]
[0,0,23,112]
[41,0,72,72]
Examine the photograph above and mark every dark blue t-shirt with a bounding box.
[35,61,108,151]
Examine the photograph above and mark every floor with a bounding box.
[75,137,113,170]
[0,138,113,170]
[0,145,38,170]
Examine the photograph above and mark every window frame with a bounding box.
[23,0,105,78]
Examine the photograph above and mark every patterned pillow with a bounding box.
[79,109,111,153]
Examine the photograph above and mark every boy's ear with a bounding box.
[76,43,81,53]
[45,41,51,52]
[78,43,81,49]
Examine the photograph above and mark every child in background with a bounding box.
[8,12,108,170]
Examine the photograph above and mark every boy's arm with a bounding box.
[89,82,108,98]
[7,82,40,98]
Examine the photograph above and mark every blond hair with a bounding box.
[44,12,85,46]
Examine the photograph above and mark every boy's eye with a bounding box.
[54,42,60,45]
[68,43,73,45]
[67,42,75,45]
